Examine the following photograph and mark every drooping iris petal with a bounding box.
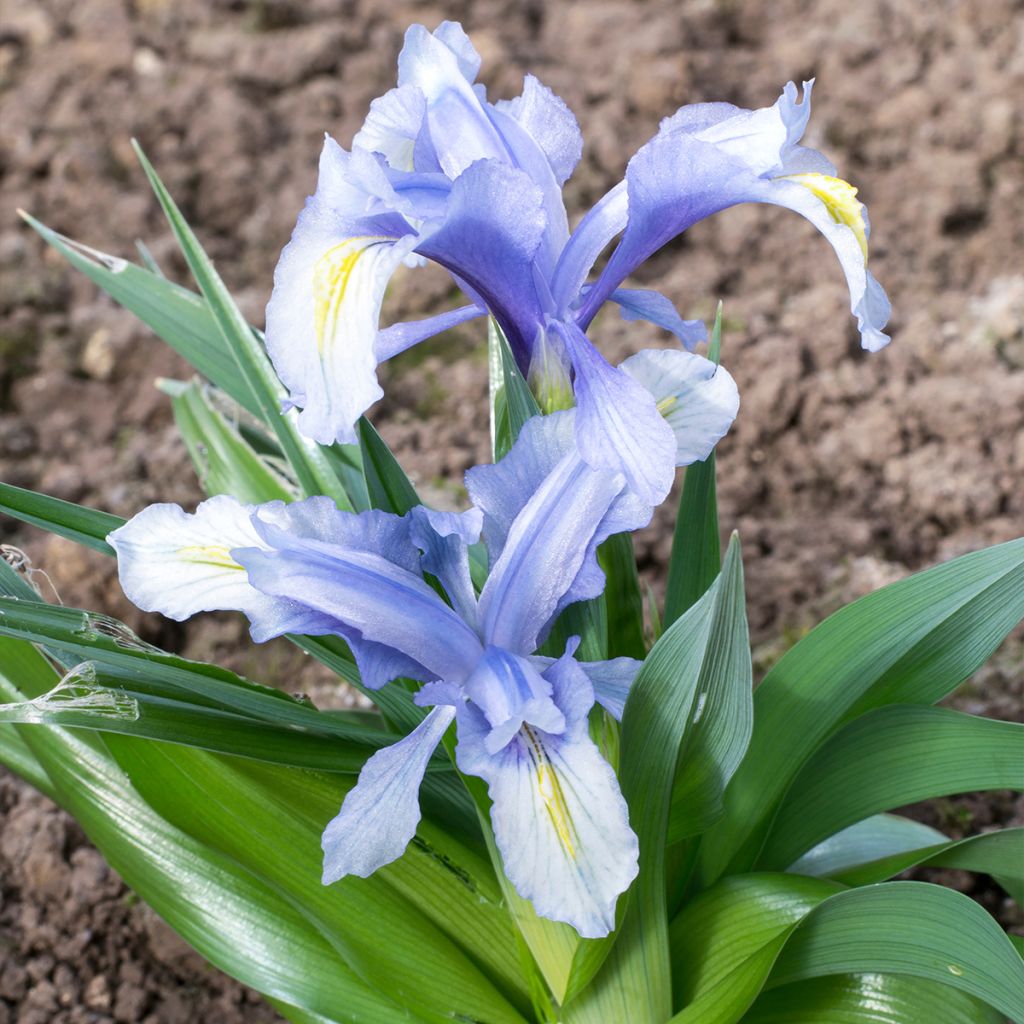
[414,159,548,361]
[455,652,638,938]
[407,506,482,629]
[607,287,707,351]
[467,411,650,629]
[620,348,740,465]
[322,705,455,882]
[235,531,483,683]
[464,646,566,756]
[748,175,891,351]
[576,82,890,351]
[496,74,584,187]
[265,137,420,445]
[574,131,751,327]
[553,319,678,506]
[106,496,337,641]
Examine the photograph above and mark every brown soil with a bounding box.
[1,0,1022,1020]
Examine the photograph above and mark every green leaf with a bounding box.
[0,598,391,746]
[743,972,1004,1023]
[19,211,264,418]
[663,304,723,627]
[0,480,123,555]
[567,538,747,1023]
[0,639,406,1023]
[0,666,397,773]
[109,739,530,1023]
[766,881,1024,1021]
[787,814,948,878]
[698,537,1024,883]
[357,417,420,514]
[598,533,646,660]
[667,873,841,1024]
[165,379,294,503]
[666,542,752,844]
[131,142,352,511]
[796,821,1024,902]
[758,705,1024,869]
[488,317,540,461]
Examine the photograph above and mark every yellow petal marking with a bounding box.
[176,545,243,571]
[523,724,578,860]
[312,237,390,355]
[783,172,869,264]
[656,395,678,416]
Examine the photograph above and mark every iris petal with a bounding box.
[322,706,455,882]
[107,496,337,642]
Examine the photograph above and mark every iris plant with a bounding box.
[266,21,889,504]
[108,360,735,937]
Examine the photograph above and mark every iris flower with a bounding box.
[106,382,736,936]
[266,21,889,505]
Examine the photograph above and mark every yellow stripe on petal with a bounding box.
[524,725,578,860]
[176,544,244,571]
[783,172,869,263]
[312,236,391,355]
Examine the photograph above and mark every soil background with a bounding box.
[1,0,1022,1021]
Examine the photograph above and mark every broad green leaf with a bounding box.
[667,873,841,1024]
[19,211,263,418]
[566,539,746,1024]
[698,537,1024,883]
[766,882,1024,1021]
[488,317,540,461]
[787,814,948,878]
[357,416,420,514]
[164,378,294,503]
[131,142,352,511]
[743,972,1004,1023]
[663,304,723,627]
[17,726,415,1022]
[0,480,122,555]
[758,705,1024,869]
[0,638,407,1023]
[598,532,646,660]
[0,598,388,745]
[0,667,391,773]
[666,543,752,844]
[109,739,530,1023]
[796,821,1024,901]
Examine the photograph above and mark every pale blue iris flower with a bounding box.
[106,412,694,937]
[266,21,888,505]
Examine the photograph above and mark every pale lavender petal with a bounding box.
[407,506,482,629]
[322,706,455,882]
[620,348,740,466]
[554,319,678,506]
[375,304,486,361]
[414,159,548,360]
[236,531,482,683]
[107,496,336,642]
[496,74,583,186]
[467,411,651,634]
[476,451,624,654]
[608,288,707,351]
[455,653,638,937]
